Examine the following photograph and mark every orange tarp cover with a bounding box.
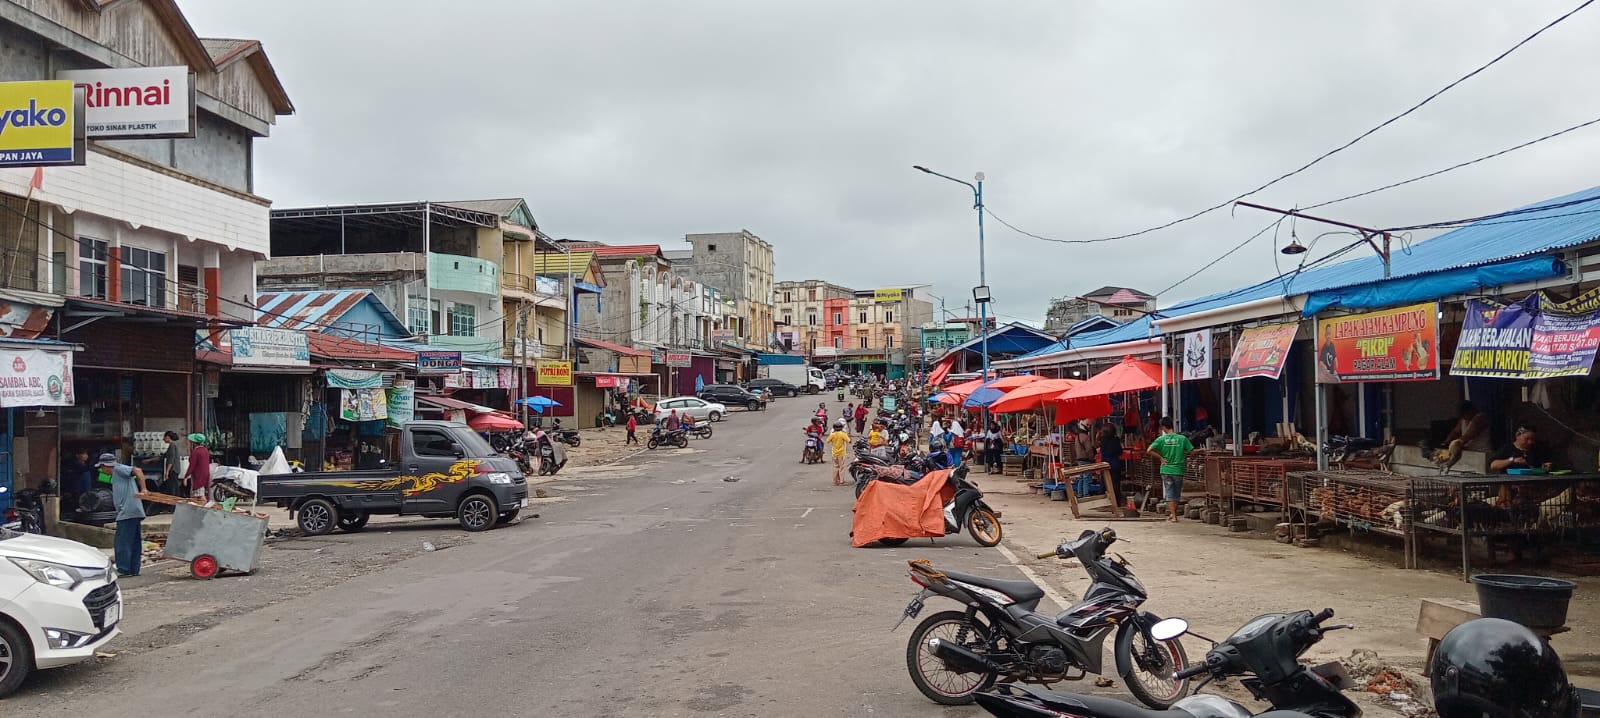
[851,469,956,547]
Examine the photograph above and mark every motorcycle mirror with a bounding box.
[1149,618,1189,642]
[0,486,7,494]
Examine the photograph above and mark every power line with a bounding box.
[1154,219,1282,297]
[1305,113,1600,210]
[982,0,1595,246]
[1385,192,1600,232]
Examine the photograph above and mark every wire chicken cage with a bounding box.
[1410,474,1600,576]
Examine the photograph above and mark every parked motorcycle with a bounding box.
[802,433,824,464]
[867,465,1002,547]
[975,608,1359,718]
[548,419,582,448]
[685,421,713,440]
[898,527,1188,708]
[648,426,690,450]
[529,429,568,476]
[0,486,44,534]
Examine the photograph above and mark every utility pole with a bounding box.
[1234,201,1393,279]
[518,303,530,428]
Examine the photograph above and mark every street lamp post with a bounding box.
[914,166,991,422]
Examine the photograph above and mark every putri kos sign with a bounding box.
[56,66,196,139]
[0,80,85,168]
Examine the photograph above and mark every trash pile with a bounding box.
[1341,649,1432,717]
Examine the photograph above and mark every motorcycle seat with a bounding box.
[940,570,1045,606]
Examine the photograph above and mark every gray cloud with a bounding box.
[181,0,1600,325]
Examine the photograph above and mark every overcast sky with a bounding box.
[183,1,1600,325]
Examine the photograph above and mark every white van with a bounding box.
[0,526,121,698]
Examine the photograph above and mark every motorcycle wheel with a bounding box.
[647,438,659,449]
[700,427,713,439]
[569,436,582,448]
[675,435,689,449]
[905,610,996,706]
[877,537,908,547]
[1119,625,1190,709]
[966,507,1003,547]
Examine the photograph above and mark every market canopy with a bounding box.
[962,375,1045,407]
[1063,356,1165,400]
[467,413,523,431]
[1051,394,1116,425]
[987,378,1082,413]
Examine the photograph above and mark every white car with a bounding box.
[654,396,727,423]
[0,525,121,698]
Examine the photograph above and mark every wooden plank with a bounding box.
[1417,598,1479,640]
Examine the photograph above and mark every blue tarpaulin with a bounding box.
[1301,255,1565,316]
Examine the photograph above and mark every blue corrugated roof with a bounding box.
[1054,184,1600,350]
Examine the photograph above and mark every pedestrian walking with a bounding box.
[183,433,212,500]
[1146,417,1195,522]
[854,403,868,434]
[983,421,1003,474]
[827,420,852,486]
[625,414,639,445]
[947,417,965,466]
[101,453,152,577]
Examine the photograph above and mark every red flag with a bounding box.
[27,167,43,191]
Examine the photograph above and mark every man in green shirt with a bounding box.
[1146,417,1193,523]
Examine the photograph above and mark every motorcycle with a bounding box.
[684,420,713,440]
[870,465,1002,547]
[548,419,582,448]
[0,486,44,534]
[898,527,1188,708]
[802,434,824,463]
[530,430,568,476]
[975,609,1362,718]
[648,426,690,450]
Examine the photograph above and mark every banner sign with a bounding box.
[873,288,903,303]
[711,329,735,344]
[1451,297,1536,378]
[0,80,86,167]
[339,388,389,421]
[665,351,692,368]
[1181,328,1212,381]
[536,359,573,386]
[326,368,383,390]
[1315,302,1439,383]
[416,350,462,374]
[0,348,73,407]
[1224,323,1298,381]
[229,327,309,368]
[386,380,415,428]
[1530,288,1600,378]
[55,66,195,138]
[593,374,622,388]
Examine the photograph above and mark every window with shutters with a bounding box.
[448,302,475,336]
[178,264,202,312]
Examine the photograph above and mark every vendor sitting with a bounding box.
[1489,425,1553,473]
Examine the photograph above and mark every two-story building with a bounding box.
[0,0,291,497]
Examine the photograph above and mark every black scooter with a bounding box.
[975,609,1361,717]
[897,527,1187,708]
[647,425,689,449]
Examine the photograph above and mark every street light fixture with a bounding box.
[913,165,991,411]
[972,285,992,304]
[1280,239,1309,255]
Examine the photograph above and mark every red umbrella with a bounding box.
[941,378,988,398]
[988,379,1082,413]
[1051,394,1116,424]
[1062,356,1165,399]
[468,413,524,431]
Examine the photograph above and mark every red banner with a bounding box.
[1315,302,1439,383]
[1224,323,1298,381]
[593,375,622,388]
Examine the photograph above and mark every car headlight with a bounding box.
[483,472,513,485]
[10,558,87,589]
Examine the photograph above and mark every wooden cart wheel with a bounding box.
[190,554,220,580]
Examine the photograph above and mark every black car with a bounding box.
[745,378,801,398]
[699,384,767,411]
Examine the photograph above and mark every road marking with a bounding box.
[801,507,814,518]
[994,542,1071,611]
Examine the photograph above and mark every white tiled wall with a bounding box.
[0,149,270,257]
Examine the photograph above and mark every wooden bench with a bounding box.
[1416,598,1565,675]
[1058,461,1118,519]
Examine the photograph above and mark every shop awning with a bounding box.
[309,331,416,363]
[417,395,497,413]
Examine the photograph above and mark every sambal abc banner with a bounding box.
[1450,297,1535,378]
[1315,302,1439,383]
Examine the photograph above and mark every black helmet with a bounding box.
[1431,618,1578,718]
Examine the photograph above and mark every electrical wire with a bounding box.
[1385,192,1600,232]
[1154,219,1282,297]
[981,0,1595,246]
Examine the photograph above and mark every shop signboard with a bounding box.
[873,288,903,303]
[1529,287,1600,378]
[536,359,574,386]
[471,368,499,389]
[1223,323,1298,381]
[0,80,87,167]
[416,350,462,374]
[55,66,196,138]
[593,374,622,388]
[0,348,73,407]
[1181,328,1212,381]
[386,380,415,428]
[1450,297,1535,379]
[228,327,309,368]
[1314,302,1439,384]
[711,329,735,344]
[665,351,692,368]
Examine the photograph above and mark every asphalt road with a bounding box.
[6,398,1038,717]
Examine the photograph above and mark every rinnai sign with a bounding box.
[56,66,196,139]
[0,80,86,167]
[0,348,74,407]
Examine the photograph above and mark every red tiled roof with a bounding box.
[589,244,664,258]
[575,337,651,356]
[308,331,415,362]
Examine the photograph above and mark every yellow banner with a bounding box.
[0,81,80,167]
[535,359,573,386]
[873,288,903,303]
